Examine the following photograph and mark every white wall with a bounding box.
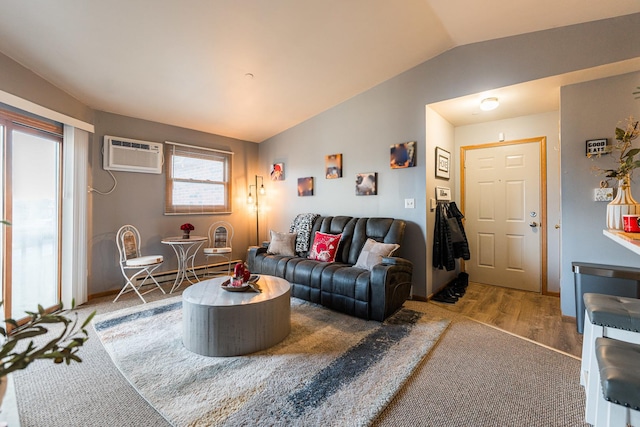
[425,108,458,294]
[454,111,561,293]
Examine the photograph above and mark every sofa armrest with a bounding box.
[380,256,412,268]
[369,257,413,321]
[246,245,267,272]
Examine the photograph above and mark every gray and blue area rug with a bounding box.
[93,296,449,427]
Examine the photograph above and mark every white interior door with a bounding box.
[463,140,543,292]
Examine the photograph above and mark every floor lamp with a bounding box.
[247,175,265,246]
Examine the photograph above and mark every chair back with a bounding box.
[208,221,233,249]
[116,225,142,263]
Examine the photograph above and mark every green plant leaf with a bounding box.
[10,327,48,341]
[625,148,640,158]
[0,302,92,376]
[81,311,96,328]
[0,340,17,357]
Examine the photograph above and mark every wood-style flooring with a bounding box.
[429,282,583,357]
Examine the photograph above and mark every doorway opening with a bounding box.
[0,110,63,324]
[461,137,548,294]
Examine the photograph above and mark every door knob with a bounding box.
[529,222,538,228]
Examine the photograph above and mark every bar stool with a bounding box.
[581,293,640,424]
[593,337,640,426]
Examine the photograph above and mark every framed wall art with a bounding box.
[435,186,451,201]
[297,177,314,196]
[270,163,285,181]
[435,147,450,179]
[390,141,416,168]
[325,154,343,179]
[585,138,609,156]
[355,172,377,196]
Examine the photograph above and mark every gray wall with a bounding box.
[560,71,640,315]
[260,14,640,300]
[90,112,258,296]
[0,51,260,297]
[0,51,93,124]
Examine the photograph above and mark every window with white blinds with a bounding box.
[164,141,233,215]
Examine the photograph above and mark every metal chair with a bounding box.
[203,222,234,276]
[114,225,165,303]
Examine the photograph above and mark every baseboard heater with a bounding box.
[133,260,241,287]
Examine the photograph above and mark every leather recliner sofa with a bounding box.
[246,215,413,321]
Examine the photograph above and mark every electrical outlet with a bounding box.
[404,198,415,209]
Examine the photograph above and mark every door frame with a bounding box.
[460,136,549,295]
[1,111,64,325]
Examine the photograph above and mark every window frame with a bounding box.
[164,141,233,215]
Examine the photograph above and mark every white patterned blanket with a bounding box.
[289,213,320,253]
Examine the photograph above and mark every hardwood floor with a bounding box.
[428,282,583,357]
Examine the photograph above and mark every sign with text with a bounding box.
[586,138,609,156]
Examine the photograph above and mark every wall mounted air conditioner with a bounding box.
[103,135,163,174]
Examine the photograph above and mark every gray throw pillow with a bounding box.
[267,230,297,256]
[354,238,399,270]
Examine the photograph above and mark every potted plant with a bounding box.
[0,220,95,416]
[0,301,94,378]
[590,116,640,229]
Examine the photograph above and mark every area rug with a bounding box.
[92,296,450,427]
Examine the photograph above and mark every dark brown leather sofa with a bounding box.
[246,216,413,321]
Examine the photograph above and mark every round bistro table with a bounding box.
[161,235,207,293]
[182,275,291,357]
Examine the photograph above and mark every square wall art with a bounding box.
[325,153,343,179]
[270,163,285,181]
[435,147,450,179]
[390,141,416,168]
[298,177,314,196]
[355,172,377,196]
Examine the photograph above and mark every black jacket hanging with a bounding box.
[448,202,470,261]
[433,201,470,271]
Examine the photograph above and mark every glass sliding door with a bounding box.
[1,115,63,321]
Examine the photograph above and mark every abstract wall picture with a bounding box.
[355,172,377,196]
[390,141,416,168]
[325,153,343,179]
[297,177,314,196]
[270,163,285,181]
[435,147,450,179]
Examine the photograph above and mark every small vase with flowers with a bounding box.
[180,223,194,239]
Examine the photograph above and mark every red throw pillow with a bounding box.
[308,232,342,262]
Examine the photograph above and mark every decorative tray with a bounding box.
[220,276,260,292]
[221,283,250,292]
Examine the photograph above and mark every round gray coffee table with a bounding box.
[182,275,291,357]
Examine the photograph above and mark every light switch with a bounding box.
[404,198,415,209]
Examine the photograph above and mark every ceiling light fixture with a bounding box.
[480,97,499,111]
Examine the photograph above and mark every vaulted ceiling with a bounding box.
[0,1,639,142]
